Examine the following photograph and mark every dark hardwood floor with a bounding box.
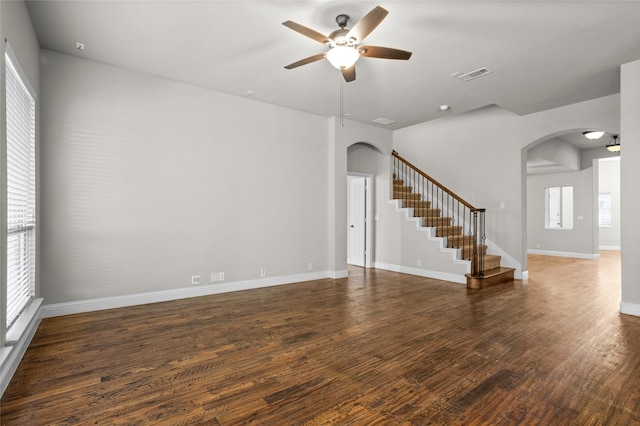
[2,251,639,425]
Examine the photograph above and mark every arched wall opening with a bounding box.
[346,142,388,270]
[521,127,620,274]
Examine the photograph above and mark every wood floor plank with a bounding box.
[2,251,640,424]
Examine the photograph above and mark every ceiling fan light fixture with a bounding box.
[606,135,621,152]
[583,131,605,140]
[326,46,360,70]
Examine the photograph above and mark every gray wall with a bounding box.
[39,50,331,304]
[527,168,596,256]
[621,60,640,314]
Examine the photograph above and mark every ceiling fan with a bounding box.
[282,5,412,82]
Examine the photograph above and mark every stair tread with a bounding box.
[477,267,515,278]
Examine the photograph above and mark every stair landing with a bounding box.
[466,267,515,289]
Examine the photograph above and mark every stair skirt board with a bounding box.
[390,199,474,263]
[374,262,466,285]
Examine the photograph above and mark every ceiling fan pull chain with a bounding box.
[340,73,345,127]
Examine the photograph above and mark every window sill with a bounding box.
[0,346,12,366]
[6,298,43,345]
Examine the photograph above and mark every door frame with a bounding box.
[347,172,373,268]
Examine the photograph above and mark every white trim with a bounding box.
[599,245,621,251]
[1,299,43,397]
[42,271,336,318]
[6,298,43,344]
[5,43,37,100]
[620,302,640,317]
[374,261,466,284]
[527,249,600,260]
[329,270,349,279]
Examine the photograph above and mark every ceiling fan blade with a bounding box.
[346,6,389,43]
[342,65,356,82]
[284,53,327,69]
[282,20,330,45]
[359,46,412,60]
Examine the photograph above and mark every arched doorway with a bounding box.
[522,128,620,276]
[346,142,388,269]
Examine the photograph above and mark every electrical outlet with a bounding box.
[210,272,225,282]
[191,275,201,285]
[417,259,422,267]
[260,269,266,278]
[308,262,313,271]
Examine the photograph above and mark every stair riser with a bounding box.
[482,258,501,270]
[402,200,431,209]
[435,226,463,237]
[393,185,413,194]
[394,193,421,200]
[459,245,487,259]
[447,236,474,247]
[413,209,441,218]
[423,218,452,226]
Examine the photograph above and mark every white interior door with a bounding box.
[348,176,366,267]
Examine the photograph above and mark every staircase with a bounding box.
[392,152,515,289]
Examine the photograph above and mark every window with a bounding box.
[5,47,37,328]
[545,186,573,230]
[599,193,612,228]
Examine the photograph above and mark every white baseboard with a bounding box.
[527,249,600,260]
[1,298,43,397]
[330,270,348,279]
[621,302,640,317]
[599,245,621,251]
[374,261,466,284]
[42,271,335,318]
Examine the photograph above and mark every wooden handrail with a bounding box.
[392,150,477,211]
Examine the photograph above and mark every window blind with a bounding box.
[6,49,36,328]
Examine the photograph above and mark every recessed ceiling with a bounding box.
[25,1,640,130]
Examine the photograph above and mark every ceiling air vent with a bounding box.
[453,67,492,81]
[372,117,396,126]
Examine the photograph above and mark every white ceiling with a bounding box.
[25,1,640,131]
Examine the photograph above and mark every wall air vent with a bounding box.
[372,117,396,126]
[452,67,492,81]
